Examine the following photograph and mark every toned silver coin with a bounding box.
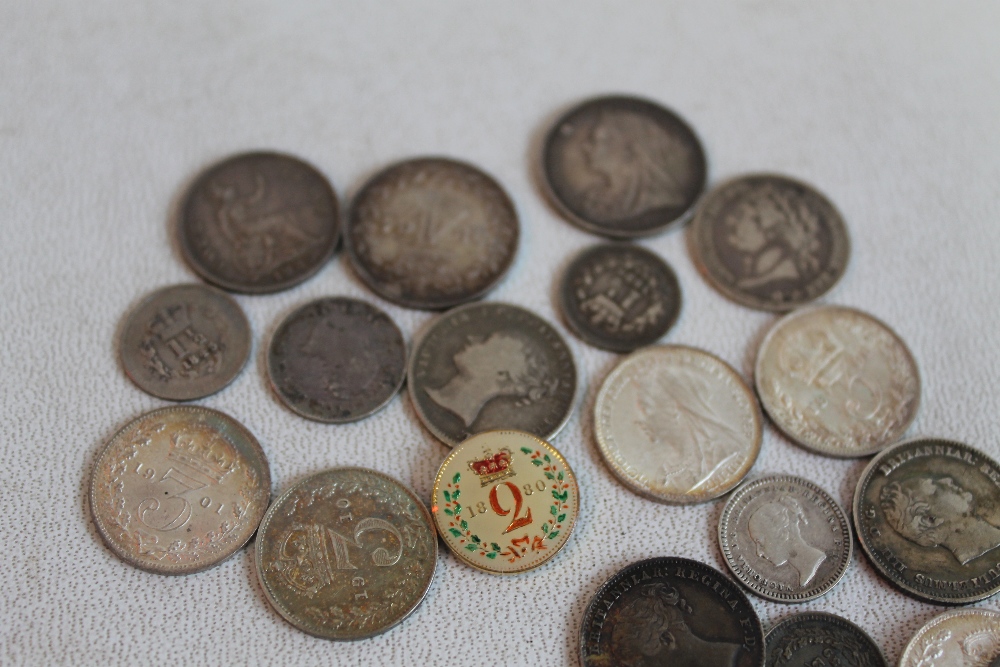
[689,174,850,311]
[581,557,765,667]
[120,283,251,401]
[764,612,886,667]
[899,609,1000,667]
[267,297,406,424]
[89,406,271,575]
[180,151,340,294]
[345,157,519,310]
[854,438,1000,604]
[755,305,920,458]
[594,345,762,504]
[543,95,707,238]
[558,242,681,352]
[719,476,852,603]
[255,468,437,640]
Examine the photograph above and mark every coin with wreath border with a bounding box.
[764,612,886,667]
[899,608,1000,667]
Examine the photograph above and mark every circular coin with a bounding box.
[408,301,576,447]
[267,297,406,423]
[542,95,707,238]
[764,612,886,667]
[899,609,1000,667]
[431,430,578,574]
[854,438,1000,604]
[689,174,850,311]
[179,151,340,294]
[90,406,271,575]
[558,242,682,352]
[594,345,762,503]
[255,468,437,640]
[755,305,920,457]
[345,157,519,310]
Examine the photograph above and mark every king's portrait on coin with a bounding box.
[746,497,826,587]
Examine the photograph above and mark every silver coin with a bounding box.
[899,609,1000,667]
[764,612,886,667]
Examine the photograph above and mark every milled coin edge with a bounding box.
[898,608,1000,666]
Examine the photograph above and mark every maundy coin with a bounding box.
[899,608,1000,667]
[764,612,886,667]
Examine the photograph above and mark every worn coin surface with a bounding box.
[255,468,437,640]
[408,302,576,447]
[755,305,920,458]
[180,151,340,294]
[689,174,850,311]
[594,345,762,503]
[90,406,271,575]
[558,242,681,352]
[854,438,1000,604]
[431,430,578,574]
[719,475,852,603]
[543,95,707,238]
[764,612,886,667]
[899,609,1000,667]
[345,157,519,310]
[267,297,406,423]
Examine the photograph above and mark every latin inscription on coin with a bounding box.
[764,612,886,667]
[899,609,1000,667]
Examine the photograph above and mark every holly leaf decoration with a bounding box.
[491,543,501,552]
[531,459,542,466]
[520,447,532,455]
[486,552,497,559]
[444,508,454,516]
[460,519,469,531]
[544,472,555,480]
[550,505,557,516]
[547,531,560,540]
[557,514,566,522]
[452,489,460,500]
[443,490,452,502]
[452,472,461,485]
[449,528,463,538]
[465,544,477,552]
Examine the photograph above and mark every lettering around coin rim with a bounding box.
[764,612,887,667]
[898,608,1000,667]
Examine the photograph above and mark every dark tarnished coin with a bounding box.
[580,557,765,667]
[345,157,519,310]
[267,297,406,423]
[558,242,681,352]
[255,468,437,640]
[689,174,850,311]
[854,438,1000,604]
[180,151,340,294]
[408,302,576,447]
[899,609,1000,667]
[89,406,271,575]
[765,612,886,667]
[120,283,251,401]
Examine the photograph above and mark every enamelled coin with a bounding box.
[431,430,578,574]
[580,557,765,667]
[120,283,251,401]
[764,612,886,667]
[345,157,519,310]
[899,609,1000,666]
[854,438,1000,604]
[558,242,682,352]
[408,302,576,447]
[755,305,920,458]
[542,95,707,238]
[719,475,852,603]
[179,151,340,294]
[594,345,762,504]
[255,468,437,640]
[689,174,850,311]
[89,406,271,575]
[267,297,406,423]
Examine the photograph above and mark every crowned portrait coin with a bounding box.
[764,612,886,667]
[899,609,1000,667]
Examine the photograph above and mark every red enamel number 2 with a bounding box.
[489,482,533,534]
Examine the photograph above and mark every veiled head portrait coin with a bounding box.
[899,609,1000,667]
[764,612,886,667]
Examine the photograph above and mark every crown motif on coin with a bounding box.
[167,427,236,483]
[468,448,514,487]
[150,304,192,341]
[275,524,332,598]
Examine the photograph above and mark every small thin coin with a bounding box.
[542,95,707,238]
[89,406,271,575]
[899,609,1000,667]
[765,612,886,667]
[120,283,251,401]
[594,345,762,504]
[755,305,920,458]
[180,151,340,294]
[345,157,519,310]
[719,475,852,603]
[558,242,681,352]
[408,302,576,447]
[255,468,437,640]
[267,297,406,423]
[431,430,578,574]
[689,174,850,311]
[854,438,1000,604]
[581,557,765,666]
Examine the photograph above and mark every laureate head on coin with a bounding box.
[180,151,340,294]
[899,609,1000,666]
[764,612,886,667]
[89,406,271,575]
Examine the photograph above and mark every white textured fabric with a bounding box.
[2,2,999,665]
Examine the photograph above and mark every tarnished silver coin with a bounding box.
[899,609,1000,667]
[255,468,437,640]
[267,297,406,423]
[558,242,682,352]
[764,612,886,667]
[180,151,340,294]
[755,305,921,458]
[854,438,1000,604]
[408,302,576,447]
[719,475,852,603]
[689,174,850,311]
[89,406,271,575]
[345,157,519,310]
[543,95,707,238]
[594,345,762,504]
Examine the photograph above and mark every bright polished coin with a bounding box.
[899,609,1000,667]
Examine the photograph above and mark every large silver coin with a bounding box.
[899,609,1000,667]
[764,612,886,667]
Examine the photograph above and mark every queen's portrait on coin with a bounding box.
[747,497,826,586]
